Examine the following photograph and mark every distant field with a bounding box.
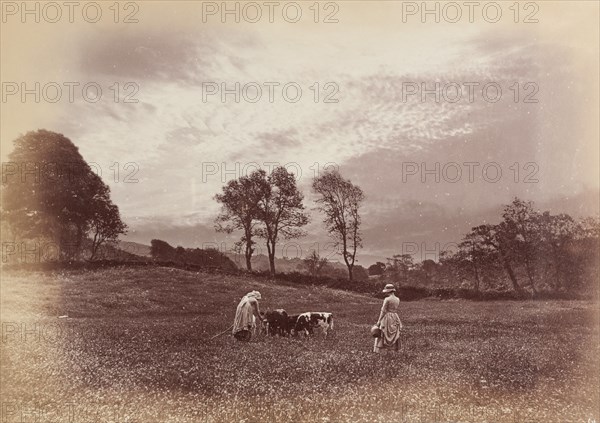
[1,266,598,422]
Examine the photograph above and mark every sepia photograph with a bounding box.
[1,1,599,422]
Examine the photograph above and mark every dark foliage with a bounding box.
[2,130,127,260]
[150,239,237,271]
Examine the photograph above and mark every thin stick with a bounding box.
[207,324,234,341]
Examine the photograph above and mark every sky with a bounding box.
[2,1,599,266]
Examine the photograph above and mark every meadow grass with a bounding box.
[1,266,598,422]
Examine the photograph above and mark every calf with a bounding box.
[264,309,289,336]
[287,314,301,336]
[294,312,334,337]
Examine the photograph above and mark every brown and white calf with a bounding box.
[294,312,334,337]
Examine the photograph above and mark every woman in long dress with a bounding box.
[374,284,402,353]
[232,290,263,341]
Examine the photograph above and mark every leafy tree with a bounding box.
[88,195,128,260]
[150,239,175,261]
[313,170,364,281]
[501,198,542,294]
[368,262,386,276]
[2,130,126,260]
[214,170,268,271]
[469,224,522,293]
[257,167,309,276]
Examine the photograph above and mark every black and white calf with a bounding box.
[294,312,334,337]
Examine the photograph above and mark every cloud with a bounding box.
[4,8,596,266]
[79,29,228,83]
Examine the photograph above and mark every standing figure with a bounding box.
[232,290,263,341]
[373,284,402,353]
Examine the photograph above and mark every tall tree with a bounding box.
[470,224,522,293]
[214,170,268,271]
[2,130,126,260]
[257,167,309,277]
[501,198,542,294]
[313,170,364,281]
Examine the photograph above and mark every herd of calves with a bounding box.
[255,310,334,337]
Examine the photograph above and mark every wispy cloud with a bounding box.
[1,3,597,263]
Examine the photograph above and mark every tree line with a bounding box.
[3,130,596,298]
[374,198,599,296]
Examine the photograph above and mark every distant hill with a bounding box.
[118,241,152,257]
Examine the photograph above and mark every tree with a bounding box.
[312,170,364,281]
[303,250,328,276]
[2,130,126,260]
[257,167,309,276]
[368,262,386,276]
[150,239,175,261]
[454,232,496,291]
[469,224,522,293]
[456,202,598,296]
[537,212,578,291]
[214,170,268,271]
[88,195,128,261]
[385,254,413,285]
[353,265,369,281]
[501,198,542,294]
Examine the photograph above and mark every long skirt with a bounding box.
[373,312,402,353]
[233,314,257,342]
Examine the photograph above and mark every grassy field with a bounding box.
[1,266,598,422]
